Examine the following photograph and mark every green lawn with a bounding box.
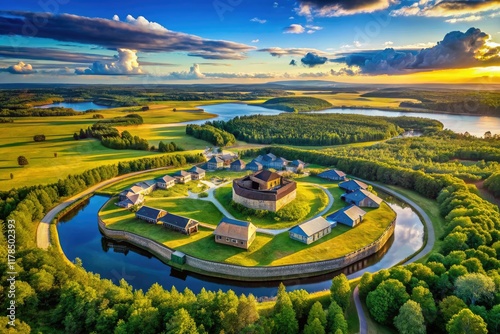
[214,182,329,229]
[101,197,223,226]
[295,176,348,215]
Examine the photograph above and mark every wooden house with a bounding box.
[246,160,263,171]
[326,205,367,227]
[342,189,383,208]
[188,166,206,180]
[160,213,199,235]
[173,170,192,184]
[289,217,333,244]
[207,156,224,170]
[339,179,368,193]
[155,175,176,189]
[213,217,257,250]
[230,159,246,171]
[318,169,347,181]
[135,206,167,223]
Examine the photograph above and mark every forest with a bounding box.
[239,134,500,333]
[186,124,236,147]
[209,114,442,146]
[362,88,500,116]
[260,97,333,112]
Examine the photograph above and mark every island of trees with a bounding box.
[259,96,333,113]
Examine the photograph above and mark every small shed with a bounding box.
[171,251,186,265]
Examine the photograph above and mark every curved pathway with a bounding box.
[350,178,436,334]
[36,167,170,249]
[198,180,335,236]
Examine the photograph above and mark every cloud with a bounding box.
[330,27,500,74]
[384,41,394,46]
[301,52,328,67]
[445,15,483,23]
[330,67,359,76]
[0,46,115,63]
[75,49,144,75]
[251,39,260,43]
[391,0,500,18]
[162,64,275,80]
[289,59,297,66]
[289,16,295,19]
[0,61,36,74]
[306,25,323,34]
[274,2,279,8]
[258,47,331,57]
[0,12,254,60]
[283,24,305,34]
[163,63,205,80]
[250,17,267,23]
[297,0,396,17]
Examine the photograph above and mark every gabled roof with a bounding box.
[188,166,205,174]
[318,169,346,179]
[262,153,277,161]
[160,213,197,229]
[254,155,264,162]
[253,170,281,182]
[291,159,305,167]
[220,154,237,161]
[274,157,289,164]
[156,175,176,183]
[327,205,366,223]
[129,185,143,194]
[230,159,246,166]
[214,217,256,240]
[247,160,263,167]
[208,156,224,163]
[339,179,368,191]
[289,216,332,237]
[344,189,383,205]
[173,170,191,177]
[120,190,135,197]
[135,206,166,219]
[127,193,144,205]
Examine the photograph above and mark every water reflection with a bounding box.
[57,194,423,297]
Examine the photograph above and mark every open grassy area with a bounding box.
[295,176,347,215]
[101,196,223,226]
[100,193,395,266]
[214,182,329,229]
[0,100,225,190]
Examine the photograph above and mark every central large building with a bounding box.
[232,170,297,212]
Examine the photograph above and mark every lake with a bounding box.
[35,101,111,112]
[57,193,423,297]
[198,103,500,138]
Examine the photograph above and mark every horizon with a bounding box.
[0,1,499,84]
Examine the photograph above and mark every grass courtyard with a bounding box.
[100,191,396,266]
[214,181,330,229]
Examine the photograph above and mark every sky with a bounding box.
[0,0,499,84]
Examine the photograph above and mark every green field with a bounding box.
[100,197,395,266]
[101,197,223,226]
[214,181,329,229]
[0,101,221,190]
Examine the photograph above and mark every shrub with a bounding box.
[33,134,46,142]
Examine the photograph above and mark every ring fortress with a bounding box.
[232,170,297,212]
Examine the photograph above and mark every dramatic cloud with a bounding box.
[297,0,397,17]
[283,24,305,34]
[0,12,254,60]
[75,49,144,75]
[0,46,114,63]
[250,17,267,23]
[289,59,297,66]
[0,61,36,74]
[258,47,331,57]
[330,27,500,74]
[391,0,500,18]
[301,52,328,67]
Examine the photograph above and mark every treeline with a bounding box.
[484,172,500,197]
[211,114,441,146]
[94,113,143,126]
[260,96,333,112]
[101,131,150,150]
[362,88,500,116]
[186,124,236,147]
[0,107,79,117]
